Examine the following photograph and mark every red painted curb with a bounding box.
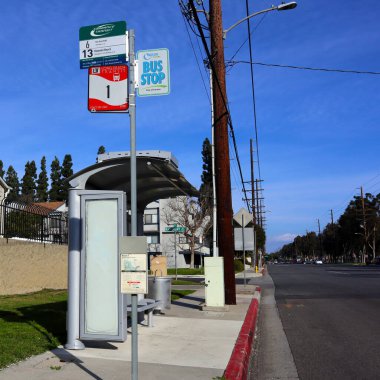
[224,293,260,380]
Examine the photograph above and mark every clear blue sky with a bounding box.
[1,1,379,252]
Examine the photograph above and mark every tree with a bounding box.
[0,160,4,178]
[162,196,212,268]
[61,154,73,202]
[49,157,62,201]
[256,225,266,252]
[199,138,213,210]
[36,156,49,202]
[5,166,20,201]
[96,146,106,162]
[21,161,37,202]
[97,146,106,155]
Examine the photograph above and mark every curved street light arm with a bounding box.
[223,7,276,39]
[223,2,297,39]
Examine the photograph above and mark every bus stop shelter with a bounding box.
[65,151,198,349]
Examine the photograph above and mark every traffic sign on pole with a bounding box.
[88,65,129,113]
[79,21,127,69]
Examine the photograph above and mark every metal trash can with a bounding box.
[148,276,171,312]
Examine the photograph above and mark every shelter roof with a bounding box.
[69,151,198,210]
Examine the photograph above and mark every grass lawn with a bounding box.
[171,279,201,286]
[0,288,196,369]
[0,289,67,370]
[167,268,204,276]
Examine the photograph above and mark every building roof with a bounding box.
[33,201,66,211]
[69,151,198,211]
[0,176,11,191]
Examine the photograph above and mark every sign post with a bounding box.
[128,29,139,380]
[164,224,186,279]
[79,21,171,380]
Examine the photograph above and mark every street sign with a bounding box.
[79,21,127,69]
[137,49,170,96]
[165,225,186,233]
[88,65,128,113]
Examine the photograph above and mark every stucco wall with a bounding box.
[0,238,67,295]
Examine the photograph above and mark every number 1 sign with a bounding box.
[88,65,129,113]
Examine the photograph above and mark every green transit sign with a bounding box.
[79,21,127,69]
[165,225,186,233]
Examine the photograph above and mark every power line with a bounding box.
[231,60,380,75]
[186,0,251,212]
[245,0,262,182]
[228,13,268,63]
[180,3,210,103]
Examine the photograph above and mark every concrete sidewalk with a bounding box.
[0,280,259,380]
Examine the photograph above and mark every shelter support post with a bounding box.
[65,189,85,350]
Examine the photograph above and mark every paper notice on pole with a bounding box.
[121,271,147,294]
[120,253,147,294]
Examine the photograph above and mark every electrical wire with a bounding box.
[245,0,262,184]
[231,60,380,75]
[181,9,211,103]
[229,13,268,63]
[187,0,251,212]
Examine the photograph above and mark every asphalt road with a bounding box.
[267,264,380,380]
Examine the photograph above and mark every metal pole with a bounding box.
[175,229,178,280]
[128,29,138,380]
[65,189,85,350]
[210,67,218,258]
[242,214,246,287]
[360,186,367,264]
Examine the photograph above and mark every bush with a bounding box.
[234,259,244,273]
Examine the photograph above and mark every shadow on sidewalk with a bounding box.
[171,294,204,310]
[53,348,103,380]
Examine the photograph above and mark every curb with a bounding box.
[224,287,261,380]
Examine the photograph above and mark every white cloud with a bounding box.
[271,233,297,243]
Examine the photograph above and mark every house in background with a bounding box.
[144,198,210,268]
[31,201,68,244]
[0,176,11,203]
[33,201,68,214]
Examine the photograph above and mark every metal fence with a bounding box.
[0,199,68,245]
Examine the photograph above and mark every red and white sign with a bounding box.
[88,65,129,112]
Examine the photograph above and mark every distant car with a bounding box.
[315,260,323,265]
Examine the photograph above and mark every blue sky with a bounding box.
[1,1,379,252]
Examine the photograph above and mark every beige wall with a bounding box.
[0,238,67,295]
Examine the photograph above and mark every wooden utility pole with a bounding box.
[209,0,236,304]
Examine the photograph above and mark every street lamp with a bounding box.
[223,1,297,39]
